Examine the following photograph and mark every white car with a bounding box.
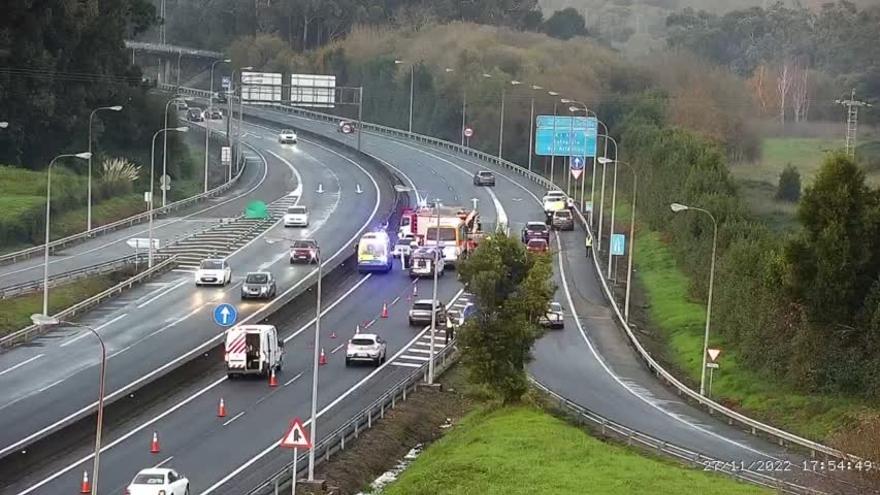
[538,301,565,329]
[283,205,309,227]
[345,333,387,366]
[195,258,231,286]
[125,468,189,495]
[278,129,298,144]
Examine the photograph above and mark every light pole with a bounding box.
[444,68,467,146]
[205,59,231,193]
[31,314,104,495]
[670,202,718,397]
[149,127,188,268]
[175,50,183,89]
[527,85,542,173]
[428,201,441,384]
[230,66,253,175]
[43,152,91,316]
[87,105,123,231]
[620,161,637,323]
[548,91,559,185]
[395,60,414,133]
[162,95,186,208]
[562,99,608,221]
[307,245,323,480]
[595,134,618,253]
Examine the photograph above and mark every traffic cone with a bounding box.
[330,331,337,339]
[79,470,91,493]
[217,398,227,418]
[319,348,328,365]
[150,431,160,453]
[269,369,279,387]
[381,302,389,318]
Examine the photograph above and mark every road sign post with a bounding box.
[570,156,585,180]
[280,417,311,494]
[213,303,238,327]
[706,349,721,397]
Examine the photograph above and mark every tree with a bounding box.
[457,232,554,404]
[776,164,801,202]
[541,7,588,40]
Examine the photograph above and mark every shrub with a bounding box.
[776,164,801,202]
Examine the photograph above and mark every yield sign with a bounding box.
[280,418,311,449]
[707,348,721,362]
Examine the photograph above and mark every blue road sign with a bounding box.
[213,303,238,327]
[221,76,232,91]
[611,234,626,256]
[535,128,598,157]
[570,156,586,170]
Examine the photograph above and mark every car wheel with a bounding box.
[345,358,351,367]
[408,318,415,326]
[227,373,236,380]
[185,485,190,495]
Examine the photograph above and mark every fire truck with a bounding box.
[406,205,482,264]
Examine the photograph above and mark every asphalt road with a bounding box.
[0,124,386,467]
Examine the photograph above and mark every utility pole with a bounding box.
[836,89,872,159]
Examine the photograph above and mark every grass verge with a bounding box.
[635,230,873,440]
[382,403,770,495]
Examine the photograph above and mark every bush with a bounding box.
[776,164,801,202]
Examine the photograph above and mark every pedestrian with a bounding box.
[585,234,593,258]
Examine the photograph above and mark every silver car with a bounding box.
[408,299,446,326]
[345,333,387,366]
[552,209,574,231]
[538,302,565,329]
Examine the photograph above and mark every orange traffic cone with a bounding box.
[150,431,160,453]
[381,302,389,318]
[330,331,337,339]
[79,470,91,493]
[217,398,227,418]
[319,348,328,365]
[269,369,279,387]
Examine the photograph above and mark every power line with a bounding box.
[835,89,873,159]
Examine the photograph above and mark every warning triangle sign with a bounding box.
[571,168,583,180]
[280,418,311,449]
[707,348,721,362]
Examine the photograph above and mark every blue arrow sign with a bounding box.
[213,303,238,327]
[571,156,585,169]
[221,76,232,91]
[611,234,626,256]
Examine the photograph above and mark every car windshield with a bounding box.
[282,130,294,134]
[555,211,571,218]
[549,302,563,313]
[200,260,223,270]
[132,474,165,484]
[293,241,315,249]
[425,227,457,241]
[287,206,306,214]
[246,273,269,284]
[412,302,435,311]
[351,338,376,346]
[527,224,547,231]
[396,239,411,246]
[479,171,492,177]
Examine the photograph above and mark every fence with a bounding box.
[0,253,150,300]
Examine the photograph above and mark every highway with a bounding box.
[2,103,866,494]
[0,121,392,471]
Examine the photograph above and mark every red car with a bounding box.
[526,238,549,254]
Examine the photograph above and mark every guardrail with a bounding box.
[247,343,459,495]
[185,88,858,463]
[0,253,150,300]
[124,41,225,59]
[0,126,241,267]
[0,255,178,348]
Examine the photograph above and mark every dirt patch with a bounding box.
[314,366,474,495]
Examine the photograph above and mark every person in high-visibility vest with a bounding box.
[585,234,593,258]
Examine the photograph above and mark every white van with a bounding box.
[224,325,283,378]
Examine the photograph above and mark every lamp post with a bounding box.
[595,134,618,254]
[428,201,441,385]
[230,66,253,175]
[621,161,637,323]
[395,60,414,133]
[548,91,559,185]
[31,315,104,495]
[562,99,608,222]
[162,95,186,208]
[307,245,323,481]
[444,68,467,146]
[604,138,621,279]
[175,50,183,89]
[205,59,231,193]
[527,85,542,173]
[149,127,188,268]
[87,105,123,232]
[43,152,91,316]
[670,202,718,397]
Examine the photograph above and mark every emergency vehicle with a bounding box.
[407,205,481,264]
[356,230,393,273]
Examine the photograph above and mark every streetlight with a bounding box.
[600,159,638,320]
[307,245,323,481]
[43,152,91,316]
[87,105,123,231]
[162,95,187,208]
[205,59,231,193]
[547,92,559,184]
[175,50,183,88]
[526,85,543,173]
[230,66,254,176]
[563,100,609,224]
[445,68,468,146]
[395,60,415,133]
[594,134,618,254]
[670,202,718,397]
[31,314,105,495]
[149,127,188,268]
[428,201,442,385]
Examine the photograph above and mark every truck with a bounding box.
[224,324,283,379]
[408,205,480,264]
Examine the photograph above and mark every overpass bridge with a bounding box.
[125,40,225,87]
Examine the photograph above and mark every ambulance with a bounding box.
[357,230,394,273]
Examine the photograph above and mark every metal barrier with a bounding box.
[0,126,242,267]
[0,253,150,300]
[0,255,178,348]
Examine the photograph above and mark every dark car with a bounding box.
[241,271,277,299]
[473,170,496,186]
[186,108,204,122]
[215,92,228,104]
[289,239,319,264]
[522,221,550,243]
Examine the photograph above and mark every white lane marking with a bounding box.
[153,456,174,468]
[136,279,188,308]
[222,412,245,427]
[390,361,421,368]
[37,378,66,394]
[60,314,128,348]
[200,288,465,495]
[266,149,342,240]
[284,372,304,387]
[330,343,345,354]
[0,354,44,378]
[134,283,171,304]
[9,130,389,481]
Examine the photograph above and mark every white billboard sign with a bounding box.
[241,71,282,103]
[289,74,336,109]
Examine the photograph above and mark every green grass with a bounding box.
[635,231,873,440]
[383,406,770,495]
[52,194,146,238]
[0,275,122,336]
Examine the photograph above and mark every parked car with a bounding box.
[290,239,319,264]
[538,301,565,329]
[409,247,445,278]
[338,120,357,134]
[195,258,231,286]
[522,221,550,243]
[206,108,223,120]
[241,271,277,300]
[215,91,228,104]
[551,209,574,231]
[125,468,189,495]
[473,170,496,186]
[526,238,549,254]
[345,333,387,366]
[224,324,283,378]
[409,299,447,326]
[283,205,309,227]
[174,100,189,111]
[186,108,204,122]
[278,129,298,144]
